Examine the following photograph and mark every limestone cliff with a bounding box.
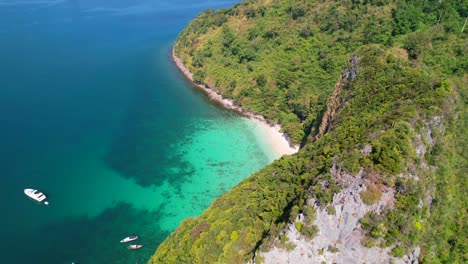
[316,56,359,140]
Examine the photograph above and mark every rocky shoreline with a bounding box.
[171,47,299,155]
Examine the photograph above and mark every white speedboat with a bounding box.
[120,236,139,243]
[127,244,143,250]
[24,188,49,205]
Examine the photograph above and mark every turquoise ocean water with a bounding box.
[0,1,278,263]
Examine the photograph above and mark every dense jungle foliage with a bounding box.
[150,0,467,263]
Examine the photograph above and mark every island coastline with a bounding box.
[171,47,299,157]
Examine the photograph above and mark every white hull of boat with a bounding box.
[120,236,139,243]
[127,244,143,250]
[24,188,49,205]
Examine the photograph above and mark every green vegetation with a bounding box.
[150,0,466,263]
[276,234,297,251]
[326,205,336,215]
[300,204,319,239]
[418,84,467,263]
[328,245,340,253]
[294,221,303,232]
[300,223,319,240]
[361,184,383,205]
[392,246,405,258]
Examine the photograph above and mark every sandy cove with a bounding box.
[171,47,299,158]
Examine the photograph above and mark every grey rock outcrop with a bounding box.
[258,168,420,264]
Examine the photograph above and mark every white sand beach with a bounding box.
[249,119,299,160]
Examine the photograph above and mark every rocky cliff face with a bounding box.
[315,56,359,140]
[256,114,444,264]
[258,167,420,264]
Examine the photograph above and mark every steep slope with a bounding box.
[150,0,467,263]
[258,46,463,263]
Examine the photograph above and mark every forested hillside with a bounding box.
[150,0,466,263]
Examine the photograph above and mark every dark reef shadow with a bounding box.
[1,202,170,263]
[103,57,197,188]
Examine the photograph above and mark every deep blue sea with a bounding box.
[0,1,279,263]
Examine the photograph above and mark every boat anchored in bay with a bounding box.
[127,244,143,250]
[24,188,49,205]
[120,236,139,243]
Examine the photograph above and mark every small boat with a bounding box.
[24,188,49,205]
[127,244,143,250]
[120,236,139,243]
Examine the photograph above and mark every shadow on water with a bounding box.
[3,202,169,263]
[103,53,197,187]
